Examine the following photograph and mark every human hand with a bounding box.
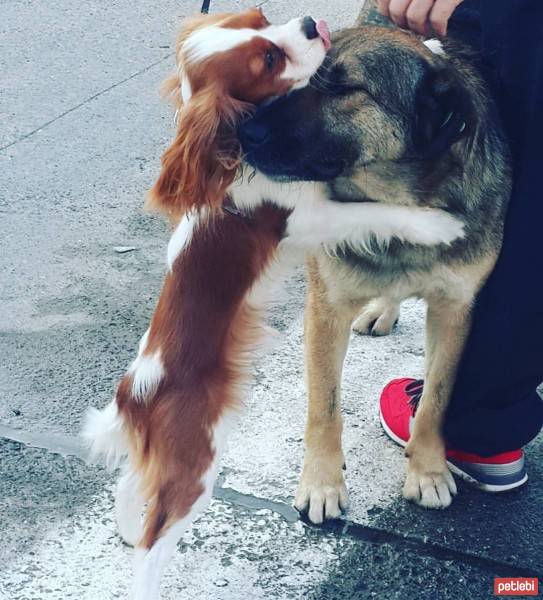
[377,0,464,37]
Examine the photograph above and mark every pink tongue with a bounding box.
[316,19,331,50]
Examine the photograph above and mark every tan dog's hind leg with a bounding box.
[295,257,364,524]
[352,297,401,337]
[403,298,473,508]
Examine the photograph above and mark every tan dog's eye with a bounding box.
[265,50,275,72]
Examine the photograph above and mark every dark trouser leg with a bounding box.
[444,0,543,455]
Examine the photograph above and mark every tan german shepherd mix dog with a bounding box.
[237,23,510,522]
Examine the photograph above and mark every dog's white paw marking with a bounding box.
[353,298,400,337]
[403,209,465,247]
[403,464,457,509]
[294,474,349,524]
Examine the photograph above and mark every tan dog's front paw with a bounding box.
[403,461,457,509]
[294,465,349,524]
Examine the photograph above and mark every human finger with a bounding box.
[387,0,412,30]
[406,0,435,36]
[377,0,391,19]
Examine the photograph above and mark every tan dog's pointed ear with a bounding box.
[412,62,472,159]
[146,85,252,221]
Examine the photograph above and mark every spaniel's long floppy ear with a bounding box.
[146,85,252,220]
[160,72,183,111]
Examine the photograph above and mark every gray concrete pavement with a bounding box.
[1,1,541,599]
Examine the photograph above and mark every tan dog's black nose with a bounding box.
[302,16,318,40]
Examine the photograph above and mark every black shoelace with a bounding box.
[405,379,424,413]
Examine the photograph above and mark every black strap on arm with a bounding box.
[201,0,211,14]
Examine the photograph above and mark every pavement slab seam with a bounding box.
[1,430,539,581]
[0,52,174,154]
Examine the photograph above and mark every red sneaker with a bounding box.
[380,378,528,492]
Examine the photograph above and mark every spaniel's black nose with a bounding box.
[302,16,318,40]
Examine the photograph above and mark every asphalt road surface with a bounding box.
[1,1,541,598]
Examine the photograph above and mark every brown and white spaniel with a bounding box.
[84,8,331,600]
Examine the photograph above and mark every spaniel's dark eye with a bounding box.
[265,50,275,72]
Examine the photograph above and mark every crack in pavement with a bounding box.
[1,424,539,579]
[316,518,541,579]
[0,52,174,153]
[0,0,285,155]
[0,423,87,460]
[0,423,299,520]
